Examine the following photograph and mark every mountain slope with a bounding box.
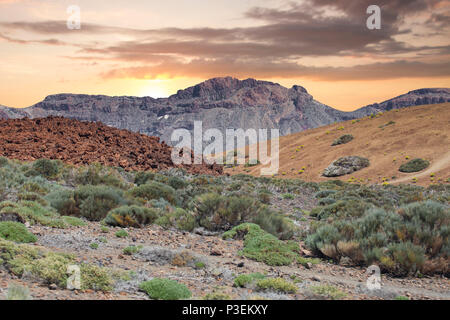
[1,78,449,145]
[227,103,450,186]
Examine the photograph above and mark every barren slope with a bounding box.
[227,103,450,186]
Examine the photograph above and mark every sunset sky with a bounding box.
[0,0,449,110]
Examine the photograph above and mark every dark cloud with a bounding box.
[101,59,450,81]
[1,0,449,81]
[0,32,67,45]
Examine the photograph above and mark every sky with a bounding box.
[0,0,449,111]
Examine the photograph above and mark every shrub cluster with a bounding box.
[139,278,192,300]
[306,200,449,275]
[331,134,354,146]
[399,158,430,173]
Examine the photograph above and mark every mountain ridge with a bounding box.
[1,77,449,144]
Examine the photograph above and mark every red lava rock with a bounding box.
[0,116,223,175]
[210,249,222,256]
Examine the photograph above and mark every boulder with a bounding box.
[323,156,370,177]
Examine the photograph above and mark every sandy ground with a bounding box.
[226,103,450,186]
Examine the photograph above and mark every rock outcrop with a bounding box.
[0,116,222,175]
[323,156,370,177]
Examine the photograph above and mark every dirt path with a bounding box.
[390,150,450,184]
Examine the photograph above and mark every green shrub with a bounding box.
[306,200,449,275]
[0,201,66,228]
[75,163,125,188]
[167,176,187,189]
[6,284,32,300]
[17,192,48,206]
[310,199,371,220]
[0,239,113,290]
[21,182,48,195]
[282,193,294,200]
[194,193,260,231]
[223,223,299,266]
[115,229,128,238]
[90,242,99,249]
[252,207,294,240]
[123,245,142,255]
[128,182,177,204]
[399,158,430,173]
[0,157,9,168]
[46,189,77,216]
[155,208,195,232]
[234,273,266,287]
[332,134,354,146]
[0,222,37,243]
[62,216,87,227]
[79,264,113,291]
[32,159,59,178]
[134,171,155,186]
[257,190,272,204]
[104,205,160,227]
[314,190,337,199]
[310,285,347,300]
[139,278,192,300]
[380,242,425,276]
[74,185,125,221]
[256,278,297,294]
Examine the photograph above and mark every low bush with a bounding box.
[6,284,32,300]
[234,273,266,287]
[62,216,87,227]
[256,278,297,294]
[223,223,299,266]
[75,163,126,188]
[32,159,59,179]
[46,189,77,216]
[74,185,126,221]
[123,245,142,255]
[155,208,195,232]
[134,171,155,186]
[193,193,259,231]
[104,205,160,227]
[0,201,66,228]
[0,222,37,243]
[0,239,113,290]
[331,134,354,146]
[399,158,430,173]
[310,285,347,300]
[115,229,128,238]
[139,278,192,300]
[306,201,449,275]
[128,182,177,204]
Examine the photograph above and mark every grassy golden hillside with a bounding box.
[226,103,450,186]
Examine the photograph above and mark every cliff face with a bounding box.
[1,78,449,145]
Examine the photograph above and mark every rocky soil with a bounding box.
[1,222,448,300]
[0,116,222,175]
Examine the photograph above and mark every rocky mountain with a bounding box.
[1,78,449,145]
[352,88,450,117]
